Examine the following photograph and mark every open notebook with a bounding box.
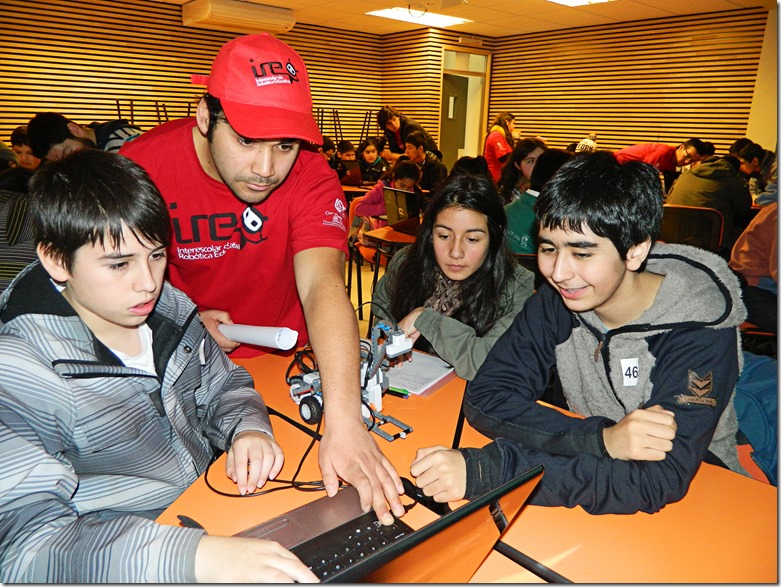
[235,465,543,582]
[387,349,455,396]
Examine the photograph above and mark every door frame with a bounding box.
[438,45,493,160]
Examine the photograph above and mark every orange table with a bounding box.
[363,225,416,248]
[458,424,778,583]
[157,353,778,583]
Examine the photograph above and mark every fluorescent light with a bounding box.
[367,7,471,28]
[544,0,615,6]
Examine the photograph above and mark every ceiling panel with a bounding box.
[157,0,776,37]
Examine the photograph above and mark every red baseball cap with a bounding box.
[191,34,322,144]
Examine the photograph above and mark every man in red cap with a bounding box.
[121,34,405,526]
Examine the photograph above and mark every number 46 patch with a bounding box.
[621,358,639,386]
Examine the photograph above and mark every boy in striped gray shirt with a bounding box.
[0,149,317,582]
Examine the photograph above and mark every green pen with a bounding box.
[387,387,410,398]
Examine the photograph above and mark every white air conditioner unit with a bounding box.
[182,0,295,35]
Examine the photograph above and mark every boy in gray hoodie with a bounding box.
[406,151,747,515]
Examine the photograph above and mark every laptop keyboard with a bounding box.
[291,510,414,580]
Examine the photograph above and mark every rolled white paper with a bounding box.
[218,324,298,351]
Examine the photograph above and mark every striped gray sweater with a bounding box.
[0,262,274,582]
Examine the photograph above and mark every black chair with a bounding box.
[659,204,724,253]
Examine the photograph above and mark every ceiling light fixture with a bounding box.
[544,0,615,6]
[366,6,472,27]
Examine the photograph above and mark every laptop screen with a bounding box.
[340,159,363,186]
[383,187,421,235]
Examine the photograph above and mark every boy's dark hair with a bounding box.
[449,155,490,179]
[321,135,336,152]
[736,141,765,164]
[10,126,31,148]
[27,112,81,159]
[535,151,663,261]
[682,138,706,156]
[729,137,753,155]
[29,149,171,272]
[404,131,427,150]
[376,106,401,129]
[389,159,420,183]
[336,140,355,154]
[529,149,573,191]
[700,141,716,157]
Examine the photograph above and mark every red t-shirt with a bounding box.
[121,118,348,357]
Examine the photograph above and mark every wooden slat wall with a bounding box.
[0,0,385,146]
[280,23,383,145]
[1,2,770,158]
[488,8,768,154]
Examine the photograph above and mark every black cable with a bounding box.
[493,540,573,584]
[356,300,398,329]
[202,409,346,498]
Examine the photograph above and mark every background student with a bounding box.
[330,139,357,182]
[354,159,421,233]
[403,130,448,192]
[407,152,747,514]
[505,148,573,255]
[376,105,440,164]
[665,154,752,251]
[27,111,143,161]
[729,202,778,333]
[483,111,516,182]
[497,137,547,204]
[371,173,534,380]
[734,139,778,206]
[0,150,316,583]
[357,137,390,184]
[0,126,39,193]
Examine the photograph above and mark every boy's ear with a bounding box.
[195,98,210,136]
[625,238,653,271]
[67,122,85,138]
[37,243,71,283]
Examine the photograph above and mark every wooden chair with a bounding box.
[659,205,724,253]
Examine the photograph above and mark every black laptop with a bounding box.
[235,465,543,582]
[340,159,363,186]
[383,186,421,236]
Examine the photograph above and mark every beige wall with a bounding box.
[746,4,778,150]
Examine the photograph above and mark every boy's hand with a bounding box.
[319,418,405,526]
[199,309,240,353]
[409,446,467,503]
[195,535,318,583]
[226,431,284,495]
[603,404,677,461]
